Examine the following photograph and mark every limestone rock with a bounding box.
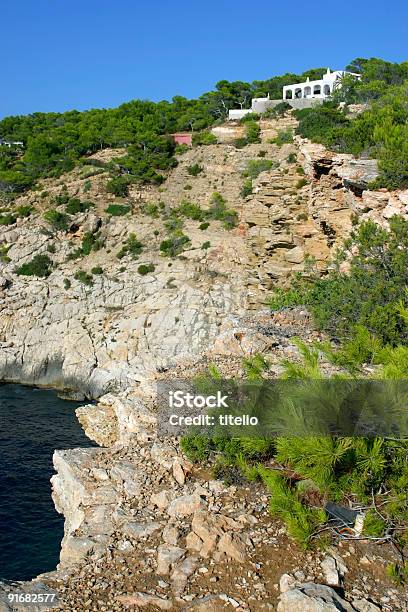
[279,573,297,593]
[157,544,185,575]
[284,246,305,264]
[183,594,229,611]
[321,556,340,587]
[163,524,179,546]
[151,490,171,510]
[167,494,204,518]
[352,599,381,611]
[277,582,354,611]
[186,531,203,552]
[118,592,172,610]
[122,521,162,539]
[217,532,246,563]
[172,457,186,485]
[170,556,198,595]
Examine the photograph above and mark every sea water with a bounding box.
[0,384,95,581]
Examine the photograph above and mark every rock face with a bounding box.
[277,582,354,611]
[1,124,407,610]
[1,126,403,397]
[297,138,408,252]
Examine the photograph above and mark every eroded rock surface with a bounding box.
[1,126,407,610]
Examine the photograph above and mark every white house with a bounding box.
[227,68,361,120]
[282,68,361,100]
[0,138,24,148]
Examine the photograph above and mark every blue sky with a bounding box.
[1,0,407,118]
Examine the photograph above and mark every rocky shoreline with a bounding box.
[1,119,408,610]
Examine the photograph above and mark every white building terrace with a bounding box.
[283,68,361,100]
[228,68,361,120]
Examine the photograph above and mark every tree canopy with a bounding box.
[1,58,408,192]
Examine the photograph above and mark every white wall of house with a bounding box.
[227,68,361,120]
[282,68,361,100]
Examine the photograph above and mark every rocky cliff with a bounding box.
[1,113,408,610]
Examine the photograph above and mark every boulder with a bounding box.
[217,532,246,563]
[321,556,340,587]
[170,556,198,595]
[156,544,185,575]
[167,494,204,518]
[122,521,162,539]
[277,583,354,612]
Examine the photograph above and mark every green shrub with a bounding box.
[164,215,184,232]
[74,270,93,286]
[67,230,103,260]
[245,121,261,144]
[363,509,386,537]
[180,436,212,462]
[296,178,308,189]
[295,102,349,146]
[66,198,92,214]
[187,164,203,176]
[239,113,260,123]
[0,245,11,263]
[83,179,92,192]
[47,243,56,253]
[243,353,269,380]
[63,278,71,289]
[16,205,34,217]
[116,233,143,259]
[16,254,53,277]
[192,131,217,146]
[105,204,131,216]
[199,221,210,230]
[91,266,103,275]
[207,192,238,229]
[240,179,253,198]
[386,563,408,586]
[137,263,155,275]
[262,102,291,117]
[43,209,69,231]
[242,159,274,179]
[233,137,248,149]
[259,468,326,548]
[270,217,408,346]
[286,152,297,163]
[0,213,17,225]
[144,203,159,217]
[258,150,267,158]
[177,200,204,221]
[160,234,191,257]
[106,176,129,197]
[175,143,190,155]
[201,241,211,250]
[53,191,70,206]
[272,128,294,146]
[82,231,103,255]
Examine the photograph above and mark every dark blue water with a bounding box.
[0,384,95,581]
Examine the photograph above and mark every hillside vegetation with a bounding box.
[1,57,408,198]
[295,58,408,189]
[182,219,408,571]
